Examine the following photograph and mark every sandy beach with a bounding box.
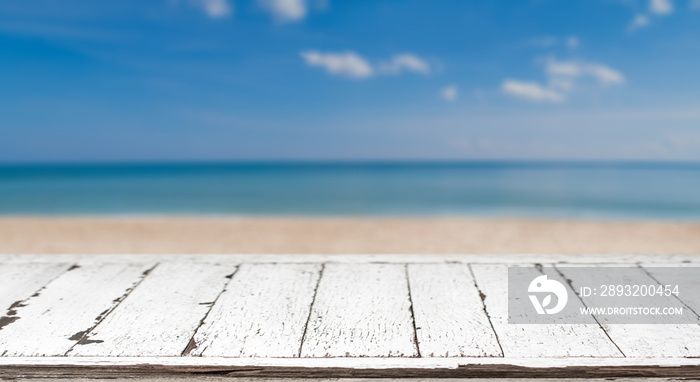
[1,216,699,254]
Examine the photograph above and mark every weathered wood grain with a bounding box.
[0,356,700,379]
[191,263,322,357]
[3,355,700,367]
[406,263,502,357]
[301,263,418,358]
[69,262,235,356]
[558,265,700,357]
[0,262,72,318]
[0,256,697,370]
[469,264,621,357]
[643,265,700,314]
[600,324,700,358]
[0,262,155,356]
[3,378,692,382]
[6,379,693,382]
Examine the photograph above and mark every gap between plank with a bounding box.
[403,264,422,358]
[553,264,626,357]
[467,263,505,358]
[297,263,325,358]
[640,265,700,319]
[181,265,240,356]
[64,263,160,356]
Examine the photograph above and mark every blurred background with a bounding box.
[1,0,699,254]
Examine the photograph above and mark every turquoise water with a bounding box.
[1,162,699,220]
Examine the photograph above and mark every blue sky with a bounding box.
[1,0,699,162]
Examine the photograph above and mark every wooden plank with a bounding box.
[469,264,621,357]
[2,378,691,382]
[0,356,700,379]
[599,324,700,358]
[191,263,322,357]
[558,265,700,357]
[0,262,154,356]
[643,265,700,314]
[406,263,502,357]
[2,355,700,368]
[300,263,418,357]
[0,262,72,318]
[69,262,235,356]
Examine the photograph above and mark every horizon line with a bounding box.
[2,159,700,168]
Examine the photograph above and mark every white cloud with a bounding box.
[629,14,651,30]
[440,85,458,102]
[502,58,623,104]
[300,51,373,79]
[691,0,700,10]
[190,0,232,18]
[259,0,307,21]
[627,0,674,31]
[650,0,674,14]
[300,51,432,79]
[546,61,582,77]
[586,64,625,85]
[549,77,576,91]
[502,80,565,103]
[566,36,580,49]
[546,59,625,85]
[379,54,431,75]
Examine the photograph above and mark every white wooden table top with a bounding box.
[0,254,698,379]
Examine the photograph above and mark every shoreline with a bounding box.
[2,213,700,221]
[1,216,699,255]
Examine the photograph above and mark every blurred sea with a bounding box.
[0,162,699,220]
